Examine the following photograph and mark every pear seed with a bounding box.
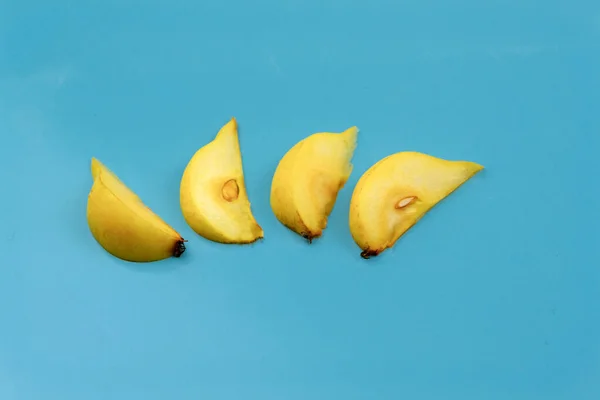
[396,196,416,209]
[222,179,240,202]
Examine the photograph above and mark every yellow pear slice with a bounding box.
[349,151,483,258]
[270,126,358,242]
[87,158,186,262]
[179,118,263,244]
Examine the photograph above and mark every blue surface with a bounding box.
[1,0,599,399]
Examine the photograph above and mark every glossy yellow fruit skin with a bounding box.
[87,158,186,263]
[349,151,483,259]
[180,118,263,244]
[270,126,358,241]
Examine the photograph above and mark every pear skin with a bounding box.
[270,126,358,242]
[179,118,264,244]
[349,151,483,259]
[87,158,186,262]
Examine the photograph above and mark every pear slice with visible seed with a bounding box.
[180,118,263,244]
[349,151,484,259]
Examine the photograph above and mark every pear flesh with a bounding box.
[270,127,358,242]
[180,118,264,244]
[349,151,483,259]
[87,158,186,262]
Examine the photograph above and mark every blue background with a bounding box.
[1,0,599,399]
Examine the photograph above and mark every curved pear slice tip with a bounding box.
[87,158,186,263]
[270,126,358,242]
[91,157,102,179]
[349,151,484,259]
[179,118,264,244]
